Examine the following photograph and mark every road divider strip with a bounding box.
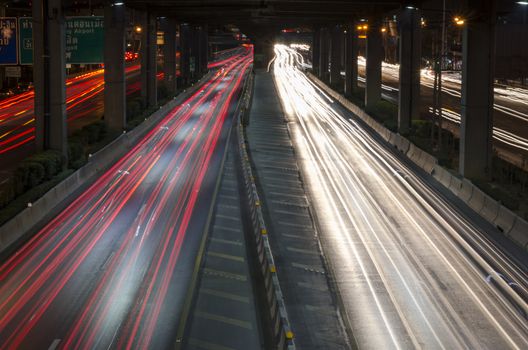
[236,74,296,350]
[307,72,528,251]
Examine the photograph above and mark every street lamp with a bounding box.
[454,16,465,26]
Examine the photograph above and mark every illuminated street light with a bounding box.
[517,1,528,5]
[135,26,142,33]
[381,27,387,33]
[454,16,465,26]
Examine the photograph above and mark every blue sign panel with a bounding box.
[0,17,18,65]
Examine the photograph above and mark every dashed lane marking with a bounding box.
[203,268,247,281]
[195,311,253,330]
[281,233,313,240]
[210,237,243,246]
[215,214,241,222]
[273,209,310,217]
[291,262,326,274]
[200,288,250,304]
[213,225,242,233]
[207,251,245,263]
[287,246,318,255]
[278,221,312,229]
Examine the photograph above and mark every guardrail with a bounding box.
[308,72,528,252]
[236,73,296,349]
[0,72,214,256]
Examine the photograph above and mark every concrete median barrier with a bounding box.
[479,195,501,223]
[433,165,452,189]
[448,175,463,197]
[458,179,475,202]
[494,206,517,234]
[508,218,528,250]
[468,186,486,213]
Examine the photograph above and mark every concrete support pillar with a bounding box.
[344,22,358,96]
[162,17,178,94]
[104,2,126,131]
[179,24,190,86]
[140,12,157,108]
[398,7,422,135]
[365,18,383,109]
[319,28,329,81]
[330,25,343,87]
[312,29,320,76]
[33,0,67,162]
[0,6,5,91]
[460,1,496,180]
[190,26,199,80]
[199,25,208,75]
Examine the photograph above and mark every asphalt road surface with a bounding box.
[0,50,252,349]
[276,44,528,349]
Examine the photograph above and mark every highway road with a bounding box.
[0,49,252,349]
[0,64,144,159]
[355,58,528,162]
[275,44,528,349]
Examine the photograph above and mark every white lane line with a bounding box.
[278,221,312,229]
[292,262,326,274]
[215,214,241,222]
[195,311,253,330]
[200,288,250,304]
[213,225,241,233]
[48,339,61,350]
[210,237,243,246]
[282,233,313,241]
[207,251,245,263]
[273,209,310,217]
[287,246,318,255]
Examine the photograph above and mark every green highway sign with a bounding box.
[17,16,104,65]
[65,16,104,64]
[19,17,32,65]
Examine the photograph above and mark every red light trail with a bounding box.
[0,48,253,349]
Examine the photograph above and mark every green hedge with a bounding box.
[12,150,63,196]
[0,170,74,227]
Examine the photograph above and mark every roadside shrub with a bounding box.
[14,161,45,194]
[68,140,86,169]
[29,150,62,180]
